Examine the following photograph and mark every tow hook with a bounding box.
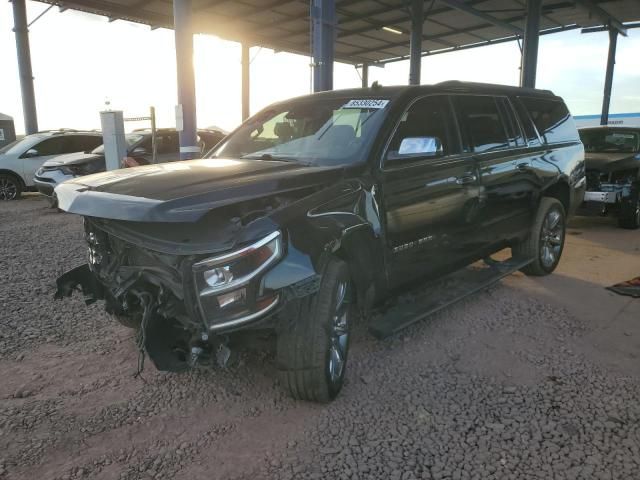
[215,342,232,368]
[188,346,205,368]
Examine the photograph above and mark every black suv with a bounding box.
[55,82,585,402]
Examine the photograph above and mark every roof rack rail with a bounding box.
[435,80,554,95]
[37,128,79,133]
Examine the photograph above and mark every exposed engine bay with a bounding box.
[57,219,208,372]
[55,192,305,373]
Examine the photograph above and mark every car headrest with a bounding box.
[274,122,294,140]
[328,125,356,143]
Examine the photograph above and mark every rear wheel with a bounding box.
[0,174,22,201]
[277,257,353,402]
[513,197,566,276]
[618,194,640,230]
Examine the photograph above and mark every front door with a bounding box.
[379,95,483,289]
[20,136,68,187]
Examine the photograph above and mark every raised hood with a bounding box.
[585,152,640,172]
[43,151,104,167]
[56,158,344,223]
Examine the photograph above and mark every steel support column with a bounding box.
[520,0,541,88]
[11,0,38,134]
[241,44,250,121]
[361,63,369,88]
[173,0,198,160]
[409,0,423,85]
[311,0,335,92]
[600,28,618,126]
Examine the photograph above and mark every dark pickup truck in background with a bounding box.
[579,126,640,229]
[54,82,585,402]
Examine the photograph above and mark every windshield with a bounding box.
[208,97,391,166]
[91,134,145,154]
[579,129,639,153]
[0,137,34,155]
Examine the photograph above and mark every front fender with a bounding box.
[264,181,385,312]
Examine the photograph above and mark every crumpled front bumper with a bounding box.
[55,264,104,304]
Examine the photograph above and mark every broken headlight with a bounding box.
[192,231,283,329]
[195,231,282,294]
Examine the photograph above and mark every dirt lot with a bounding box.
[1,195,639,480]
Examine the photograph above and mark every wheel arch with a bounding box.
[331,225,382,315]
[542,179,570,214]
[0,169,25,188]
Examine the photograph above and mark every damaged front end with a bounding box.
[56,218,284,372]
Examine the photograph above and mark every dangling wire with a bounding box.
[133,292,154,382]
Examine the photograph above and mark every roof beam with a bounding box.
[372,23,584,65]
[438,0,523,34]
[348,11,528,56]
[336,0,492,39]
[573,0,627,36]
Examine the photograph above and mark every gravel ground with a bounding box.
[1,195,639,480]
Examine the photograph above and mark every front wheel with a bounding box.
[277,257,353,402]
[513,197,566,276]
[0,174,22,201]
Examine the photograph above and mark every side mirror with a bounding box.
[399,136,442,156]
[386,136,443,162]
[23,149,39,158]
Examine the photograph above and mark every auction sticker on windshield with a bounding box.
[343,99,390,109]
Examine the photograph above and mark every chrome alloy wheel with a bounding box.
[0,177,18,201]
[327,280,350,384]
[540,208,564,269]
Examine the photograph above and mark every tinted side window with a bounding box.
[453,95,509,153]
[65,135,102,153]
[387,95,458,161]
[157,133,179,154]
[29,137,67,156]
[518,97,579,144]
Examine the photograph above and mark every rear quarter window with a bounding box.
[518,97,579,144]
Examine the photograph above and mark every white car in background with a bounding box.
[0,130,102,200]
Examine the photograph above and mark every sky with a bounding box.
[1,1,639,135]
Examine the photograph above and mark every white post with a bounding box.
[100,110,127,171]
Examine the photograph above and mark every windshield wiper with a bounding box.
[243,153,316,167]
[243,153,297,162]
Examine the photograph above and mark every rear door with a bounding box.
[380,95,483,288]
[452,94,533,248]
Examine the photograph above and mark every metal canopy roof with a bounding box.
[32,0,640,64]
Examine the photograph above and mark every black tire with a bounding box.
[0,173,22,201]
[277,257,353,402]
[513,197,566,276]
[618,195,640,230]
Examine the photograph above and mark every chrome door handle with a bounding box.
[516,162,530,170]
[455,174,477,185]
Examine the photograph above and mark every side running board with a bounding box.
[368,256,534,340]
